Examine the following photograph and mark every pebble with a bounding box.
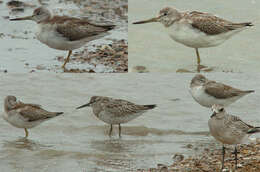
[36,65,45,70]
[141,142,260,172]
[172,153,184,163]
[131,66,149,73]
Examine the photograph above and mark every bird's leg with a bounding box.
[118,124,121,138]
[195,48,201,72]
[62,50,72,69]
[24,128,29,138]
[109,124,113,137]
[233,146,238,169]
[222,145,225,170]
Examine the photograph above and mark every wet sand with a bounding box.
[139,141,260,172]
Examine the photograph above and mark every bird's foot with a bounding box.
[198,64,207,69]
[196,64,207,72]
[176,68,194,73]
[62,66,69,72]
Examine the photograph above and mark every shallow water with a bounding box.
[0,73,259,171]
[129,0,260,72]
[0,0,127,73]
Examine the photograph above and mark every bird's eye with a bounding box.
[219,108,224,112]
[35,11,41,15]
[163,13,167,16]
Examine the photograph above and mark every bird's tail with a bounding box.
[239,22,254,27]
[45,112,63,120]
[227,22,253,30]
[50,112,63,117]
[241,90,255,96]
[143,104,157,110]
[244,90,255,94]
[55,112,64,116]
[247,127,260,134]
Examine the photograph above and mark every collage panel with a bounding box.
[0,0,127,73]
[0,73,259,171]
[129,0,260,73]
[0,0,260,171]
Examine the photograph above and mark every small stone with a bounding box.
[7,0,24,7]
[185,144,193,149]
[36,65,45,70]
[11,7,24,12]
[88,69,95,73]
[114,53,122,58]
[131,66,149,73]
[157,164,168,172]
[172,153,184,163]
[2,16,9,19]
[56,56,64,62]
[237,163,243,168]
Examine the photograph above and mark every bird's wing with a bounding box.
[188,11,239,35]
[17,101,42,108]
[52,16,115,41]
[103,99,149,117]
[228,115,254,132]
[204,81,243,99]
[13,102,57,122]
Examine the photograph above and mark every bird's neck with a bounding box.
[37,16,52,24]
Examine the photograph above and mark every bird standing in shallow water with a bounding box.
[76,96,156,137]
[3,95,63,138]
[10,7,115,70]
[208,104,260,169]
[133,7,253,72]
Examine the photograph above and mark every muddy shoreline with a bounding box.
[139,141,260,172]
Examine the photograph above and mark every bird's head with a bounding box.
[10,7,51,23]
[191,74,207,87]
[4,95,17,112]
[211,104,225,118]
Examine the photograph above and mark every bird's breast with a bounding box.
[35,24,83,51]
[166,23,229,48]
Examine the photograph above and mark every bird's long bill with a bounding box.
[211,112,216,118]
[76,103,91,109]
[133,16,160,24]
[10,15,33,21]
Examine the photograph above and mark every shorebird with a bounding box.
[10,7,115,69]
[208,104,260,169]
[3,95,63,138]
[190,74,254,108]
[76,96,156,137]
[133,7,253,72]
